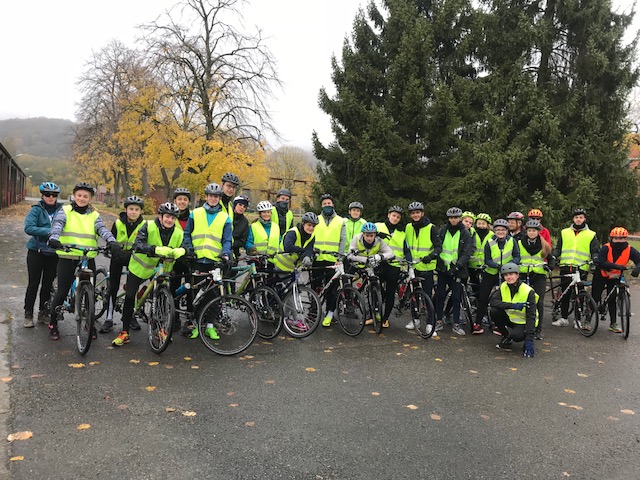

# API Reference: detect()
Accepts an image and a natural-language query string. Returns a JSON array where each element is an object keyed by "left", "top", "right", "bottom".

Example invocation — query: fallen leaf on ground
[
  {"left": 229, "top": 403, "right": 239, "bottom": 407},
  {"left": 89, "top": 361, "right": 100, "bottom": 366},
  {"left": 67, "top": 363, "right": 85, "bottom": 369},
  {"left": 510, "top": 368, "right": 518, "bottom": 371},
  {"left": 396, "top": 353, "right": 403, "bottom": 356},
  {"left": 9, "top": 456, "right": 24, "bottom": 461},
  {"left": 568, "top": 405, "right": 583, "bottom": 411},
  {"left": 577, "top": 373, "right": 589, "bottom": 378},
  {"left": 76, "top": 424, "right": 91, "bottom": 430},
  {"left": 450, "top": 336, "right": 458, "bottom": 340},
  {"left": 480, "top": 414, "right": 490, "bottom": 420},
  {"left": 403, "top": 344, "right": 411, "bottom": 347},
  {"left": 494, "top": 356, "right": 505, "bottom": 360},
  {"left": 543, "top": 342, "right": 551, "bottom": 346},
  {"left": 542, "top": 349, "right": 551, "bottom": 353},
  {"left": 469, "top": 370, "right": 478, "bottom": 374},
  {"left": 117, "top": 404, "right": 128, "bottom": 410},
  {"left": 147, "top": 362, "right": 159, "bottom": 366},
  {"left": 30, "top": 374, "right": 44, "bottom": 378},
  {"left": 145, "top": 386, "right": 157, "bottom": 392},
  {"left": 182, "top": 411, "right": 197, "bottom": 417},
  {"left": 324, "top": 349, "right": 332, "bottom": 353},
  {"left": 607, "top": 416, "right": 620, "bottom": 421},
  {"left": 305, "top": 367, "right": 316, "bottom": 372},
  {"left": 129, "top": 359, "right": 140, "bottom": 364},
  {"left": 430, "top": 413, "right": 441, "bottom": 420},
  {"left": 435, "top": 358, "right": 442, "bottom": 362},
  {"left": 264, "top": 380, "right": 275, "bottom": 384},
  {"left": 371, "top": 392, "right": 380, "bottom": 396},
  {"left": 7, "top": 431, "right": 33, "bottom": 442},
  {"left": 183, "top": 357, "right": 192, "bottom": 361},
  {"left": 165, "top": 407, "right": 176, "bottom": 412},
  {"left": 558, "top": 402, "right": 568, "bottom": 406},
  {"left": 563, "top": 472, "right": 570, "bottom": 477},
  {"left": 564, "top": 389, "right": 576, "bottom": 394},
  {"left": 227, "top": 392, "right": 235, "bottom": 396},
  {"left": 621, "top": 409, "right": 635, "bottom": 415},
  {"left": 164, "top": 365, "right": 173, "bottom": 369},
  {"left": 1, "top": 377, "right": 12, "bottom": 382},
  {"left": 191, "top": 365, "right": 199, "bottom": 369},
  {"left": 244, "top": 421, "right": 255, "bottom": 427},
  {"left": 406, "top": 405, "right": 418, "bottom": 410}
]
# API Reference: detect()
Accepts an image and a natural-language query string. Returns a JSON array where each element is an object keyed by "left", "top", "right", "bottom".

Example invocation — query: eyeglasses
[{"left": 43, "top": 193, "right": 58, "bottom": 198}]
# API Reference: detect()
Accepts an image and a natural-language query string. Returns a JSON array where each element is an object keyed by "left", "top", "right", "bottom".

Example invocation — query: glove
[
  {"left": 614, "top": 264, "right": 628, "bottom": 271},
  {"left": 546, "top": 256, "right": 555, "bottom": 270},
  {"left": 108, "top": 241, "right": 122, "bottom": 254},
  {"left": 510, "top": 302, "right": 527, "bottom": 310},
  {"left": 421, "top": 253, "right": 436, "bottom": 264},
  {"left": 371, "top": 254, "right": 382, "bottom": 264},
  {"left": 523, "top": 339, "right": 535, "bottom": 358},
  {"left": 448, "top": 263, "right": 458, "bottom": 275},
  {"left": 302, "top": 256, "right": 313, "bottom": 268},
  {"left": 155, "top": 246, "right": 173, "bottom": 257},
  {"left": 171, "top": 247, "right": 186, "bottom": 259},
  {"left": 377, "top": 232, "right": 391, "bottom": 240},
  {"left": 48, "top": 238, "right": 63, "bottom": 250},
  {"left": 632, "top": 266, "right": 640, "bottom": 278},
  {"left": 247, "top": 247, "right": 258, "bottom": 256},
  {"left": 220, "top": 255, "right": 230, "bottom": 265},
  {"left": 186, "top": 247, "right": 195, "bottom": 257}
]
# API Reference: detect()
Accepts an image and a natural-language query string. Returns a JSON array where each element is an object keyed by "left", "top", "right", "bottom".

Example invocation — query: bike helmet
[
  {"left": 172, "top": 187, "right": 191, "bottom": 200},
  {"left": 528, "top": 208, "right": 543, "bottom": 218},
  {"left": 524, "top": 219, "right": 541, "bottom": 230},
  {"left": 349, "top": 201, "right": 364, "bottom": 210},
  {"left": 572, "top": 207, "right": 586, "bottom": 217},
  {"left": 500, "top": 262, "right": 520, "bottom": 275},
  {"left": 388, "top": 205, "right": 403, "bottom": 214},
  {"left": 277, "top": 188, "right": 292, "bottom": 198},
  {"left": 73, "top": 182, "right": 95, "bottom": 194},
  {"left": 609, "top": 227, "right": 629, "bottom": 238},
  {"left": 320, "top": 193, "right": 333, "bottom": 201},
  {"left": 221, "top": 172, "right": 240, "bottom": 185},
  {"left": 158, "top": 202, "right": 180, "bottom": 216},
  {"left": 446, "top": 207, "right": 463, "bottom": 217},
  {"left": 507, "top": 211, "right": 524, "bottom": 220},
  {"left": 301, "top": 212, "right": 319, "bottom": 225},
  {"left": 493, "top": 219, "right": 509, "bottom": 229},
  {"left": 408, "top": 201, "right": 424, "bottom": 211},
  {"left": 256, "top": 200, "right": 273, "bottom": 212},
  {"left": 204, "top": 183, "right": 223, "bottom": 195},
  {"left": 124, "top": 196, "right": 144, "bottom": 208},
  {"left": 40, "top": 182, "right": 61, "bottom": 194},
  {"left": 476, "top": 213, "right": 492, "bottom": 223},
  {"left": 461, "top": 211, "right": 476, "bottom": 220},
  {"left": 234, "top": 195, "right": 250, "bottom": 207},
  {"left": 361, "top": 222, "right": 378, "bottom": 233}
]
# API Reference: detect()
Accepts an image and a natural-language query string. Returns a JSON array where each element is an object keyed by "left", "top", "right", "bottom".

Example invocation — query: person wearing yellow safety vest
[
  {"left": 345, "top": 201, "right": 367, "bottom": 251},
  {"left": 474, "top": 218, "right": 520, "bottom": 335},
  {"left": 100, "top": 196, "right": 146, "bottom": 334},
  {"left": 47, "top": 182, "right": 120, "bottom": 341},
  {"left": 435, "top": 207, "right": 474, "bottom": 336},
  {"left": 219, "top": 172, "right": 240, "bottom": 227},
  {"left": 272, "top": 188, "right": 294, "bottom": 237},
  {"left": 112, "top": 202, "right": 185, "bottom": 347},
  {"left": 273, "top": 212, "right": 318, "bottom": 273},
  {"left": 489, "top": 263, "right": 538, "bottom": 357},
  {"left": 469, "top": 213, "right": 494, "bottom": 295},
  {"left": 550, "top": 208, "right": 600, "bottom": 327},
  {"left": 518, "top": 219, "right": 552, "bottom": 340},
  {"left": 405, "top": 202, "right": 442, "bottom": 331},
  {"left": 246, "top": 201, "right": 281, "bottom": 260},
  {"left": 376, "top": 205, "right": 412, "bottom": 328},
  {"left": 312, "top": 194, "right": 347, "bottom": 328}
]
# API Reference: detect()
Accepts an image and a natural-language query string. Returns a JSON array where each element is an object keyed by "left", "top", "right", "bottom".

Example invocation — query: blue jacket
[{"left": 24, "top": 200, "right": 61, "bottom": 255}]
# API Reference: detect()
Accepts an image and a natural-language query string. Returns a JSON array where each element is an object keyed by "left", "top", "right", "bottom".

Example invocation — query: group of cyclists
[{"left": 22, "top": 173, "right": 640, "bottom": 359}]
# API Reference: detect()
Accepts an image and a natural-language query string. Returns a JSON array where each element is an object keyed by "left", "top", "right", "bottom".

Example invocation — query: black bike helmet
[
  {"left": 320, "top": 193, "right": 333, "bottom": 201},
  {"left": 446, "top": 207, "right": 463, "bottom": 217},
  {"left": 408, "top": 201, "right": 424, "bottom": 211},
  {"left": 158, "top": 202, "right": 179, "bottom": 216},
  {"left": 277, "top": 188, "right": 292, "bottom": 198},
  {"left": 221, "top": 172, "right": 240, "bottom": 185},
  {"left": 172, "top": 187, "right": 191, "bottom": 200},
  {"left": 40, "top": 182, "right": 61, "bottom": 194},
  {"left": 572, "top": 207, "right": 586, "bottom": 217},
  {"left": 388, "top": 205, "right": 403, "bottom": 214},
  {"left": 124, "top": 196, "right": 144, "bottom": 208},
  {"left": 73, "top": 182, "right": 95, "bottom": 194},
  {"left": 301, "top": 212, "right": 319, "bottom": 225}
]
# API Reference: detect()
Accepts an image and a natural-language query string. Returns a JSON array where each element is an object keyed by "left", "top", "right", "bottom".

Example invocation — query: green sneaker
[
  {"left": 188, "top": 326, "right": 199, "bottom": 339},
  {"left": 205, "top": 326, "right": 220, "bottom": 340},
  {"left": 322, "top": 316, "right": 332, "bottom": 327},
  {"left": 609, "top": 322, "right": 622, "bottom": 333}
]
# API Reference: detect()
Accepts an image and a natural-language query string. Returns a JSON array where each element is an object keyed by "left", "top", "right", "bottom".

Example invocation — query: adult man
[
  {"left": 272, "top": 188, "right": 294, "bottom": 236},
  {"left": 219, "top": 172, "right": 240, "bottom": 224},
  {"left": 507, "top": 211, "right": 526, "bottom": 242},
  {"left": 173, "top": 188, "right": 192, "bottom": 230},
  {"left": 344, "top": 201, "right": 367, "bottom": 251}
]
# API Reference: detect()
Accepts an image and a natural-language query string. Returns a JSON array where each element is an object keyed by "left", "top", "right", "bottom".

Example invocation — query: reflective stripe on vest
[
  {"left": 57, "top": 204, "right": 99, "bottom": 259},
  {"left": 470, "top": 231, "right": 494, "bottom": 269},
  {"left": 271, "top": 207, "right": 293, "bottom": 233},
  {"left": 440, "top": 230, "right": 460, "bottom": 270},
  {"left": 500, "top": 281, "right": 539, "bottom": 326},
  {"left": 273, "top": 227, "right": 314, "bottom": 272},
  {"left": 250, "top": 221, "right": 280, "bottom": 255},
  {"left": 191, "top": 207, "right": 229, "bottom": 261},
  {"left": 375, "top": 223, "right": 404, "bottom": 267},
  {"left": 344, "top": 218, "right": 367, "bottom": 252},
  {"left": 405, "top": 223, "right": 436, "bottom": 271},
  {"left": 129, "top": 222, "right": 183, "bottom": 280},
  {"left": 315, "top": 215, "right": 344, "bottom": 262},
  {"left": 115, "top": 219, "right": 145, "bottom": 251},
  {"left": 559, "top": 228, "right": 595, "bottom": 271},
  {"left": 602, "top": 243, "right": 631, "bottom": 279},
  {"left": 220, "top": 200, "right": 234, "bottom": 226},
  {"left": 518, "top": 240, "right": 545, "bottom": 275},
  {"left": 485, "top": 237, "right": 514, "bottom": 275}
]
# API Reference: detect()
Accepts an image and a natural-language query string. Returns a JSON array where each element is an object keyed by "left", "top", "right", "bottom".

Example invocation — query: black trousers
[
  {"left": 50, "top": 258, "right": 96, "bottom": 327},
  {"left": 475, "top": 273, "right": 498, "bottom": 325},
  {"left": 520, "top": 272, "right": 546, "bottom": 331},
  {"left": 591, "top": 273, "right": 617, "bottom": 322},
  {"left": 380, "top": 263, "right": 401, "bottom": 321},
  {"left": 120, "top": 272, "right": 145, "bottom": 333},
  {"left": 436, "top": 272, "right": 461, "bottom": 324},
  {"left": 490, "top": 308, "right": 527, "bottom": 342},
  {"left": 416, "top": 271, "right": 435, "bottom": 300},
  {"left": 24, "top": 249, "right": 58, "bottom": 314},
  {"left": 312, "top": 260, "right": 338, "bottom": 312},
  {"left": 106, "top": 252, "right": 131, "bottom": 320}
]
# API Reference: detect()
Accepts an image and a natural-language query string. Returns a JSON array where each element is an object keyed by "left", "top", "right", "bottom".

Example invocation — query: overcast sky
[{"left": 0, "top": 0, "right": 636, "bottom": 152}]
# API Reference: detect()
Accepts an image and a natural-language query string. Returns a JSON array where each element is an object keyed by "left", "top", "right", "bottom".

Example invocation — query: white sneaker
[
  {"left": 452, "top": 324, "right": 466, "bottom": 336},
  {"left": 425, "top": 324, "right": 434, "bottom": 335},
  {"left": 551, "top": 317, "right": 569, "bottom": 327},
  {"left": 435, "top": 321, "right": 444, "bottom": 332},
  {"left": 405, "top": 319, "right": 420, "bottom": 330}
]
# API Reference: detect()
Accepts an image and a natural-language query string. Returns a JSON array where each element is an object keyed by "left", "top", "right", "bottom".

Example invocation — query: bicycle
[
  {"left": 547, "top": 264, "right": 598, "bottom": 336},
  {"left": 440, "top": 273, "right": 480, "bottom": 332},
  {"left": 273, "top": 263, "right": 323, "bottom": 338},
  {"left": 353, "top": 258, "right": 384, "bottom": 334},
  {"left": 595, "top": 268, "right": 631, "bottom": 340},
  {"left": 317, "top": 259, "right": 366, "bottom": 336},
  {"left": 394, "top": 260, "right": 436, "bottom": 338}
]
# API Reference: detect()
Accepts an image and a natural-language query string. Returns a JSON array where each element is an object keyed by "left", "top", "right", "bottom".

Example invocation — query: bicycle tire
[
  {"left": 574, "top": 291, "right": 598, "bottom": 337},
  {"left": 370, "top": 282, "right": 383, "bottom": 334},
  {"left": 198, "top": 294, "right": 258, "bottom": 355},
  {"left": 335, "top": 285, "right": 366, "bottom": 336},
  {"left": 412, "top": 289, "right": 436, "bottom": 339},
  {"left": 251, "top": 285, "right": 284, "bottom": 339},
  {"left": 148, "top": 286, "right": 175, "bottom": 354},
  {"left": 76, "top": 281, "right": 95, "bottom": 355},
  {"left": 620, "top": 290, "right": 631, "bottom": 340},
  {"left": 282, "top": 286, "right": 322, "bottom": 338},
  {"left": 94, "top": 268, "right": 109, "bottom": 320},
  {"left": 460, "top": 287, "right": 474, "bottom": 331}
]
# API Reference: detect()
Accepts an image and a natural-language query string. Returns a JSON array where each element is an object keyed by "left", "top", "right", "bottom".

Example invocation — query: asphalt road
[{"left": 1, "top": 203, "right": 639, "bottom": 479}]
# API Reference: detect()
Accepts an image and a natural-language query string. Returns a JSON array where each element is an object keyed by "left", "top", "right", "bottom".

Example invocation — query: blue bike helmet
[
  {"left": 40, "top": 182, "right": 61, "bottom": 194},
  {"left": 361, "top": 222, "right": 378, "bottom": 233}
]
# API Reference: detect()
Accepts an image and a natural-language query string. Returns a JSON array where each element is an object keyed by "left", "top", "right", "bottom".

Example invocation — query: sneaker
[
  {"left": 364, "top": 319, "right": 374, "bottom": 326},
  {"left": 534, "top": 329, "right": 544, "bottom": 340},
  {"left": 452, "top": 324, "right": 466, "bottom": 336},
  {"left": 23, "top": 312, "right": 34, "bottom": 328},
  {"left": 48, "top": 324, "right": 60, "bottom": 341},
  {"left": 205, "top": 326, "right": 220, "bottom": 340},
  {"left": 37, "top": 310, "right": 50, "bottom": 324},
  {"left": 496, "top": 337, "right": 513, "bottom": 350},
  {"left": 99, "top": 320, "right": 114, "bottom": 333},
  {"left": 288, "top": 319, "right": 309, "bottom": 332},
  {"left": 425, "top": 324, "right": 434, "bottom": 336},
  {"left": 472, "top": 324, "right": 484, "bottom": 335},
  {"left": 405, "top": 319, "right": 419, "bottom": 330},
  {"left": 382, "top": 319, "right": 389, "bottom": 328},
  {"left": 112, "top": 331, "right": 130, "bottom": 346},
  {"left": 492, "top": 326, "right": 502, "bottom": 336},
  {"left": 481, "top": 316, "right": 490, "bottom": 327},
  {"left": 609, "top": 322, "right": 622, "bottom": 333},
  {"left": 129, "top": 317, "right": 141, "bottom": 331},
  {"left": 579, "top": 320, "right": 591, "bottom": 331},
  {"left": 434, "top": 321, "right": 444, "bottom": 332},
  {"left": 551, "top": 317, "right": 569, "bottom": 327},
  {"left": 188, "top": 326, "right": 199, "bottom": 339},
  {"left": 322, "top": 315, "right": 332, "bottom": 327}
]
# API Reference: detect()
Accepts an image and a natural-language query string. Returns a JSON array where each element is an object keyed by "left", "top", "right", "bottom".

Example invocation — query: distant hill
[{"left": 0, "top": 117, "right": 75, "bottom": 158}]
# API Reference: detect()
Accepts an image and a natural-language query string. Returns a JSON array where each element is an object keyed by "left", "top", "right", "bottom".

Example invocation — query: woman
[{"left": 23, "top": 182, "right": 62, "bottom": 328}]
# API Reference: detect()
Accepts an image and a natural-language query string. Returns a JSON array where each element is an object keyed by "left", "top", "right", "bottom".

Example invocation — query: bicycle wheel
[
  {"left": 94, "top": 268, "right": 109, "bottom": 320},
  {"left": 620, "top": 290, "right": 631, "bottom": 340},
  {"left": 574, "top": 290, "right": 598, "bottom": 337},
  {"left": 412, "top": 289, "right": 436, "bottom": 339},
  {"left": 251, "top": 285, "right": 284, "bottom": 339},
  {"left": 370, "top": 283, "right": 383, "bottom": 334},
  {"left": 75, "top": 281, "right": 95, "bottom": 355},
  {"left": 148, "top": 286, "right": 175, "bottom": 354},
  {"left": 460, "top": 287, "right": 474, "bottom": 331},
  {"left": 335, "top": 285, "right": 366, "bottom": 336},
  {"left": 282, "top": 285, "right": 322, "bottom": 338},
  {"left": 198, "top": 294, "right": 258, "bottom": 355}
]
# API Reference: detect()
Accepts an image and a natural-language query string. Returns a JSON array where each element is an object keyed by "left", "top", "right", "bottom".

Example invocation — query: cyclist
[
  {"left": 272, "top": 188, "right": 294, "bottom": 235},
  {"left": 507, "top": 211, "right": 526, "bottom": 242},
  {"left": 550, "top": 208, "right": 600, "bottom": 327},
  {"left": 518, "top": 219, "right": 552, "bottom": 340},
  {"left": 490, "top": 263, "right": 538, "bottom": 357},
  {"left": 435, "top": 207, "right": 473, "bottom": 335},
  {"left": 173, "top": 188, "right": 192, "bottom": 230},
  {"left": 219, "top": 172, "right": 240, "bottom": 225},
  {"left": 474, "top": 218, "right": 520, "bottom": 335},
  {"left": 273, "top": 212, "right": 318, "bottom": 272},
  {"left": 461, "top": 211, "right": 475, "bottom": 232},
  {"left": 376, "top": 205, "right": 412, "bottom": 328},
  {"left": 23, "top": 182, "right": 62, "bottom": 328},
  {"left": 232, "top": 195, "right": 250, "bottom": 259},
  {"left": 405, "top": 202, "right": 442, "bottom": 329},
  {"left": 345, "top": 201, "right": 367, "bottom": 251},
  {"left": 100, "top": 195, "right": 146, "bottom": 334},
  {"left": 47, "top": 182, "right": 120, "bottom": 341},
  {"left": 527, "top": 208, "right": 551, "bottom": 246},
  {"left": 112, "top": 203, "right": 185, "bottom": 347},
  {"left": 592, "top": 227, "right": 640, "bottom": 333},
  {"left": 312, "top": 194, "right": 346, "bottom": 327},
  {"left": 246, "top": 201, "right": 281, "bottom": 258},
  {"left": 469, "top": 213, "right": 494, "bottom": 297}
]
